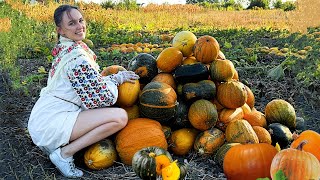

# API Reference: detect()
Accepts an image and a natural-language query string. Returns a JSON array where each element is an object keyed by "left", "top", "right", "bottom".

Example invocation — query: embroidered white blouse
[{"left": 28, "top": 36, "right": 119, "bottom": 153}]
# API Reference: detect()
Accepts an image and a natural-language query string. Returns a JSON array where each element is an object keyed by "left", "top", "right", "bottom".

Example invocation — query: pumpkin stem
[
  {"left": 149, "top": 152, "right": 156, "bottom": 158},
  {"left": 296, "top": 140, "right": 308, "bottom": 151},
  {"left": 87, "top": 159, "right": 93, "bottom": 166}
]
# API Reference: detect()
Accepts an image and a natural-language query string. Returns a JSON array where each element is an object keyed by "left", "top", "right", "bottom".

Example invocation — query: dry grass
[
  {"left": 0, "top": 17, "right": 11, "bottom": 32},
  {"left": 5, "top": 0, "right": 320, "bottom": 32}
]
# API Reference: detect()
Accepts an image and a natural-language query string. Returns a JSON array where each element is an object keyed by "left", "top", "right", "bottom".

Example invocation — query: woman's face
[{"left": 57, "top": 8, "right": 86, "bottom": 42}]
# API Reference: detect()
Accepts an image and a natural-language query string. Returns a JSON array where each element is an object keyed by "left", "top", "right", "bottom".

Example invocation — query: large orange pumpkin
[
  {"left": 116, "top": 80, "right": 140, "bottom": 107},
  {"left": 290, "top": 130, "right": 320, "bottom": 161},
  {"left": 172, "top": 31, "right": 197, "bottom": 57},
  {"left": 115, "top": 118, "right": 168, "bottom": 165},
  {"left": 270, "top": 141, "right": 320, "bottom": 180},
  {"left": 223, "top": 143, "right": 278, "bottom": 180},
  {"left": 193, "top": 35, "right": 220, "bottom": 64},
  {"left": 156, "top": 47, "right": 183, "bottom": 73}
]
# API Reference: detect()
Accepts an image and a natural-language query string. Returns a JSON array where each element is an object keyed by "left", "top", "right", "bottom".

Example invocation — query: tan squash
[{"left": 225, "top": 119, "right": 259, "bottom": 144}]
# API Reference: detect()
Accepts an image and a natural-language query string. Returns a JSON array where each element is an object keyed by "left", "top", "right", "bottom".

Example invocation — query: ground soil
[{"left": 1, "top": 58, "right": 319, "bottom": 180}]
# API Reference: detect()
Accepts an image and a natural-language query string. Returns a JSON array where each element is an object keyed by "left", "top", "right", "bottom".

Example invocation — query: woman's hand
[{"left": 113, "top": 71, "right": 140, "bottom": 84}]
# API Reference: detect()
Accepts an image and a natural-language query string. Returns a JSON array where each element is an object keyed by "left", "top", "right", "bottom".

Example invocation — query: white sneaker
[{"left": 49, "top": 148, "right": 83, "bottom": 178}]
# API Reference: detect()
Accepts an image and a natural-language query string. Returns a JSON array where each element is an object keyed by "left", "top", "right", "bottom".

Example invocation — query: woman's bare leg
[{"left": 59, "top": 107, "right": 128, "bottom": 158}]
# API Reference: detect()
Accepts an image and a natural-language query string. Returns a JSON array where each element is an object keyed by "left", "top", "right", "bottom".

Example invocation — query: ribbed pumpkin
[
  {"left": 270, "top": 141, "right": 320, "bottom": 180},
  {"left": 156, "top": 47, "right": 183, "bottom": 73},
  {"left": 252, "top": 126, "right": 272, "bottom": 144},
  {"left": 209, "top": 59, "right": 235, "bottom": 82},
  {"left": 84, "top": 139, "right": 117, "bottom": 170},
  {"left": 139, "top": 82, "right": 177, "bottom": 123},
  {"left": 128, "top": 53, "right": 158, "bottom": 84},
  {"left": 115, "top": 118, "right": 168, "bottom": 165},
  {"left": 101, "top": 65, "right": 126, "bottom": 76},
  {"left": 290, "top": 130, "right": 320, "bottom": 161},
  {"left": 244, "top": 85, "right": 255, "bottom": 109},
  {"left": 214, "top": 142, "right": 241, "bottom": 167},
  {"left": 217, "top": 81, "right": 248, "bottom": 109},
  {"left": 225, "top": 119, "right": 259, "bottom": 144},
  {"left": 241, "top": 103, "right": 252, "bottom": 116},
  {"left": 265, "top": 99, "right": 296, "bottom": 130},
  {"left": 224, "top": 143, "right": 278, "bottom": 180},
  {"left": 193, "top": 35, "right": 220, "bottom": 64},
  {"left": 116, "top": 79, "right": 140, "bottom": 107},
  {"left": 132, "top": 146, "right": 173, "bottom": 179},
  {"left": 188, "top": 99, "right": 218, "bottom": 131},
  {"left": 123, "top": 104, "right": 140, "bottom": 120},
  {"left": 172, "top": 31, "right": 197, "bottom": 57},
  {"left": 243, "top": 110, "right": 267, "bottom": 128},
  {"left": 194, "top": 128, "right": 225, "bottom": 155},
  {"left": 151, "top": 72, "right": 176, "bottom": 90},
  {"left": 169, "top": 128, "right": 198, "bottom": 156},
  {"left": 216, "top": 107, "right": 244, "bottom": 132}
]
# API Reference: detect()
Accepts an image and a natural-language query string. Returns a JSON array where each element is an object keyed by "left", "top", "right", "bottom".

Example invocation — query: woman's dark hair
[{"left": 54, "top": 4, "right": 83, "bottom": 40}]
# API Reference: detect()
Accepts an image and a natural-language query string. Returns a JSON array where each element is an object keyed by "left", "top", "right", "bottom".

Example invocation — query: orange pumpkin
[
  {"left": 270, "top": 141, "right": 320, "bottom": 180},
  {"left": 225, "top": 119, "right": 259, "bottom": 144},
  {"left": 224, "top": 143, "right": 278, "bottom": 180},
  {"left": 115, "top": 118, "right": 168, "bottom": 165},
  {"left": 252, "top": 126, "right": 272, "bottom": 144},
  {"left": 245, "top": 85, "right": 255, "bottom": 109},
  {"left": 216, "top": 107, "right": 244, "bottom": 132},
  {"left": 151, "top": 72, "right": 176, "bottom": 90},
  {"left": 290, "top": 130, "right": 320, "bottom": 161},
  {"left": 209, "top": 59, "right": 235, "bottom": 82},
  {"left": 243, "top": 110, "right": 267, "bottom": 128},
  {"left": 193, "top": 35, "right": 220, "bottom": 64},
  {"left": 182, "top": 56, "right": 198, "bottom": 65},
  {"left": 217, "top": 81, "right": 248, "bottom": 109},
  {"left": 101, "top": 65, "right": 126, "bottom": 76},
  {"left": 194, "top": 128, "right": 225, "bottom": 155},
  {"left": 117, "top": 80, "right": 140, "bottom": 107},
  {"left": 169, "top": 128, "right": 199, "bottom": 156},
  {"left": 217, "top": 50, "right": 226, "bottom": 60},
  {"left": 156, "top": 47, "right": 183, "bottom": 73},
  {"left": 188, "top": 99, "right": 218, "bottom": 131},
  {"left": 172, "top": 31, "right": 197, "bottom": 57}
]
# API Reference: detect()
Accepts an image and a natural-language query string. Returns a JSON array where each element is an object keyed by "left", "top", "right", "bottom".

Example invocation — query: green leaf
[
  {"left": 267, "top": 64, "right": 285, "bottom": 80},
  {"left": 273, "top": 170, "right": 287, "bottom": 180}
]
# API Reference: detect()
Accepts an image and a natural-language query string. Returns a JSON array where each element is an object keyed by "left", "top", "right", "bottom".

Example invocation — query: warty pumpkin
[
  {"left": 132, "top": 146, "right": 173, "bottom": 179},
  {"left": 172, "top": 31, "right": 197, "bottom": 57},
  {"left": 270, "top": 141, "right": 320, "bottom": 180},
  {"left": 217, "top": 80, "right": 248, "bottom": 109},
  {"left": 84, "top": 139, "right": 117, "bottom": 170},
  {"left": 193, "top": 35, "right": 220, "bottom": 64},
  {"left": 156, "top": 47, "right": 183, "bottom": 73},
  {"left": 188, "top": 99, "right": 218, "bottom": 131},
  {"left": 116, "top": 79, "right": 140, "bottom": 107},
  {"left": 194, "top": 128, "right": 225, "bottom": 155},
  {"left": 223, "top": 143, "right": 278, "bottom": 180},
  {"left": 265, "top": 99, "right": 296, "bottom": 130},
  {"left": 139, "top": 82, "right": 177, "bottom": 123},
  {"left": 115, "top": 118, "right": 168, "bottom": 165},
  {"left": 290, "top": 130, "right": 320, "bottom": 161}
]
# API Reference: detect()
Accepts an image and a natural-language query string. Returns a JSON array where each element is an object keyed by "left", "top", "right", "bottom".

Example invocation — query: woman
[{"left": 28, "top": 4, "right": 139, "bottom": 178}]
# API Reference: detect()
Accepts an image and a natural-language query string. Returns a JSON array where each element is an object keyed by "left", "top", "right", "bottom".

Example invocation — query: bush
[
  {"left": 282, "top": 1, "right": 296, "bottom": 11},
  {"left": 247, "top": 0, "right": 270, "bottom": 9}
]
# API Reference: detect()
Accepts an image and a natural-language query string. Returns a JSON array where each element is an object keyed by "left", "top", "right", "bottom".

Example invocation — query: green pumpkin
[
  {"left": 268, "top": 123, "right": 293, "bottom": 148},
  {"left": 182, "top": 80, "right": 216, "bottom": 102},
  {"left": 128, "top": 53, "right": 158, "bottom": 84},
  {"left": 132, "top": 146, "right": 173, "bottom": 180},
  {"left": 214, "top": 142, "right": 241, "bottom": 167},
  {"left": 173, "top": 63, "right": 209, "bottom": 84}
]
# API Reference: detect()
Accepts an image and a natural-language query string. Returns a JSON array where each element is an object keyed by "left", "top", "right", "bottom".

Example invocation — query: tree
[
  {"left": 247, "top": 0, "right": 270, "bottom": 9},
  {"left": 186, "top": 0, "right": 219, "bottom": 4}
]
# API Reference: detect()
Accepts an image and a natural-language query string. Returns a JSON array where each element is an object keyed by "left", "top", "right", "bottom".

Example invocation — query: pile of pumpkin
[{"left": 84, "top": 31, "right": 320, "bottom": 180}]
